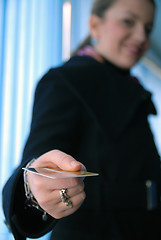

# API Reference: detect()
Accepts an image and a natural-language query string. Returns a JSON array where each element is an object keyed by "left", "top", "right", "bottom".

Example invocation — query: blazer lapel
[{"left": 95, "top": 69, "right": 156, "bottom": 139}]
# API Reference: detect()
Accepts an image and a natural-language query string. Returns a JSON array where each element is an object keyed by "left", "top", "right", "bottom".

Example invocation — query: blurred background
[{"left": 0, "top": 0, "right": 161, "bottom": 239}]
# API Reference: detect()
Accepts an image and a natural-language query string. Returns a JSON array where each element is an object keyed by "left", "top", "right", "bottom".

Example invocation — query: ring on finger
[{"left": 59, "top": 189, "right": 73, "bottom": 208}]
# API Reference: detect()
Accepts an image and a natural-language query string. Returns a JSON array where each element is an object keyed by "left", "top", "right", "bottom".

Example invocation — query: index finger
[{"left": 33, "top": 150, "right": 84, "bottom": 172}]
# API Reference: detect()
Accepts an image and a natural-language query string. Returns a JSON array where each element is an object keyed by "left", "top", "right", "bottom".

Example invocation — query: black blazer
[{"left": 3, "top": 56, "right": 161, "bottom": 240}]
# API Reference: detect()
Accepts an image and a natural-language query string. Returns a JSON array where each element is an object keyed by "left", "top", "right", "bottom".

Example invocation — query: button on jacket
[{"left": 3, "top": 56, "right": 161, "bottom": 240}]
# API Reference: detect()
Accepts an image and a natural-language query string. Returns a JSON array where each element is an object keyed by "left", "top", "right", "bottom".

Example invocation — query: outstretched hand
[{"left": 27, "top": 150, "right": 86, "bottom": 219}]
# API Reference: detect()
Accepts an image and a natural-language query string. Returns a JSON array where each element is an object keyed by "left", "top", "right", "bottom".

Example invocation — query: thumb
[{"left": 37, "top": 150, "right": 82, "bottom": 172}]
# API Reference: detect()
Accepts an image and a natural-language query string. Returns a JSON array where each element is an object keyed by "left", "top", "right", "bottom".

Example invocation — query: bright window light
[{"left": 62, "top": 1, "right": 72, "bottom": 61}]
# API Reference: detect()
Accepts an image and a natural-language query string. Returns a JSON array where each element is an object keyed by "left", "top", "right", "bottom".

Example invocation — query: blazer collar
[{"left": 95, "top": 63, "right": 156, "bottom": 139}]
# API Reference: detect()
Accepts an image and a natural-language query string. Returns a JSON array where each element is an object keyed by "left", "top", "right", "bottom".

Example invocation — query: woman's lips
[{"left": 125, "top": 44, "right": 142, "bottom": 56}]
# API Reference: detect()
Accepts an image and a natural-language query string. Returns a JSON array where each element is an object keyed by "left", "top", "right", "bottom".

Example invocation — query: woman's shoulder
[
  {"left": 38, "top": 55, "right": 130, "bottom": 89},
  {"left": 36, "top": 55, "right": 129, "bottom": 97},
  {"left": 36, "top": 56, "right": 104, "bottom": 89}
]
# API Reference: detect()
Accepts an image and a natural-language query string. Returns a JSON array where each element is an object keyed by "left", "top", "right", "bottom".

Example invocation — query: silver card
[{"left": 22, "top": 167, "right": 99, "bottom": 179}]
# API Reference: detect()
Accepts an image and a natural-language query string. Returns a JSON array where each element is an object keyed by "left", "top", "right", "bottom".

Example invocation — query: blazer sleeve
[{"left": 2, "top": 69, "right": 83, "bottom": 239}]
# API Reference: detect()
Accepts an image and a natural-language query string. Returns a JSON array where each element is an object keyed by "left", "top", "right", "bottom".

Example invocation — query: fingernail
[{"left": 71, "top": 160, "right": 80, "bottom": 167}]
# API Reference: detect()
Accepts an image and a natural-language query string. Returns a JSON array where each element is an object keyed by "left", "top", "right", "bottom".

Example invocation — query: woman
[{"left": 3, "top": 0, "right": 161, "bottom": 239}]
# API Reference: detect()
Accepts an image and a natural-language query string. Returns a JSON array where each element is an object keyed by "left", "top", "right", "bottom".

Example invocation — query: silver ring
[{"left": 59, "top": 189, "right": 73, "bottom": 208}]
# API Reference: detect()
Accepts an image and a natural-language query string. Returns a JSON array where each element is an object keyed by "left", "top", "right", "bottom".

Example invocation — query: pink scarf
[{"left": 78, "top": 45, "right": 105, "bottom": 63}]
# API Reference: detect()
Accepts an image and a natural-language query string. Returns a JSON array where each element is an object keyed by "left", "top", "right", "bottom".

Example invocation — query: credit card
[{"left": 22, "top": 167, "right": 99, "bottom": 179}]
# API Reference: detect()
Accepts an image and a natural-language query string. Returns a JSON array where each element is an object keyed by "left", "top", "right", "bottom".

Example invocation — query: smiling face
[{"left": 89, "top": 0, "right": 155, "bottom": 69}]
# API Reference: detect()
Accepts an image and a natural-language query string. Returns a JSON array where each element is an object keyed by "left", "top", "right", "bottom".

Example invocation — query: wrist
[{"left": 23, "top": 159, "right": 48, "bottom": 221}]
